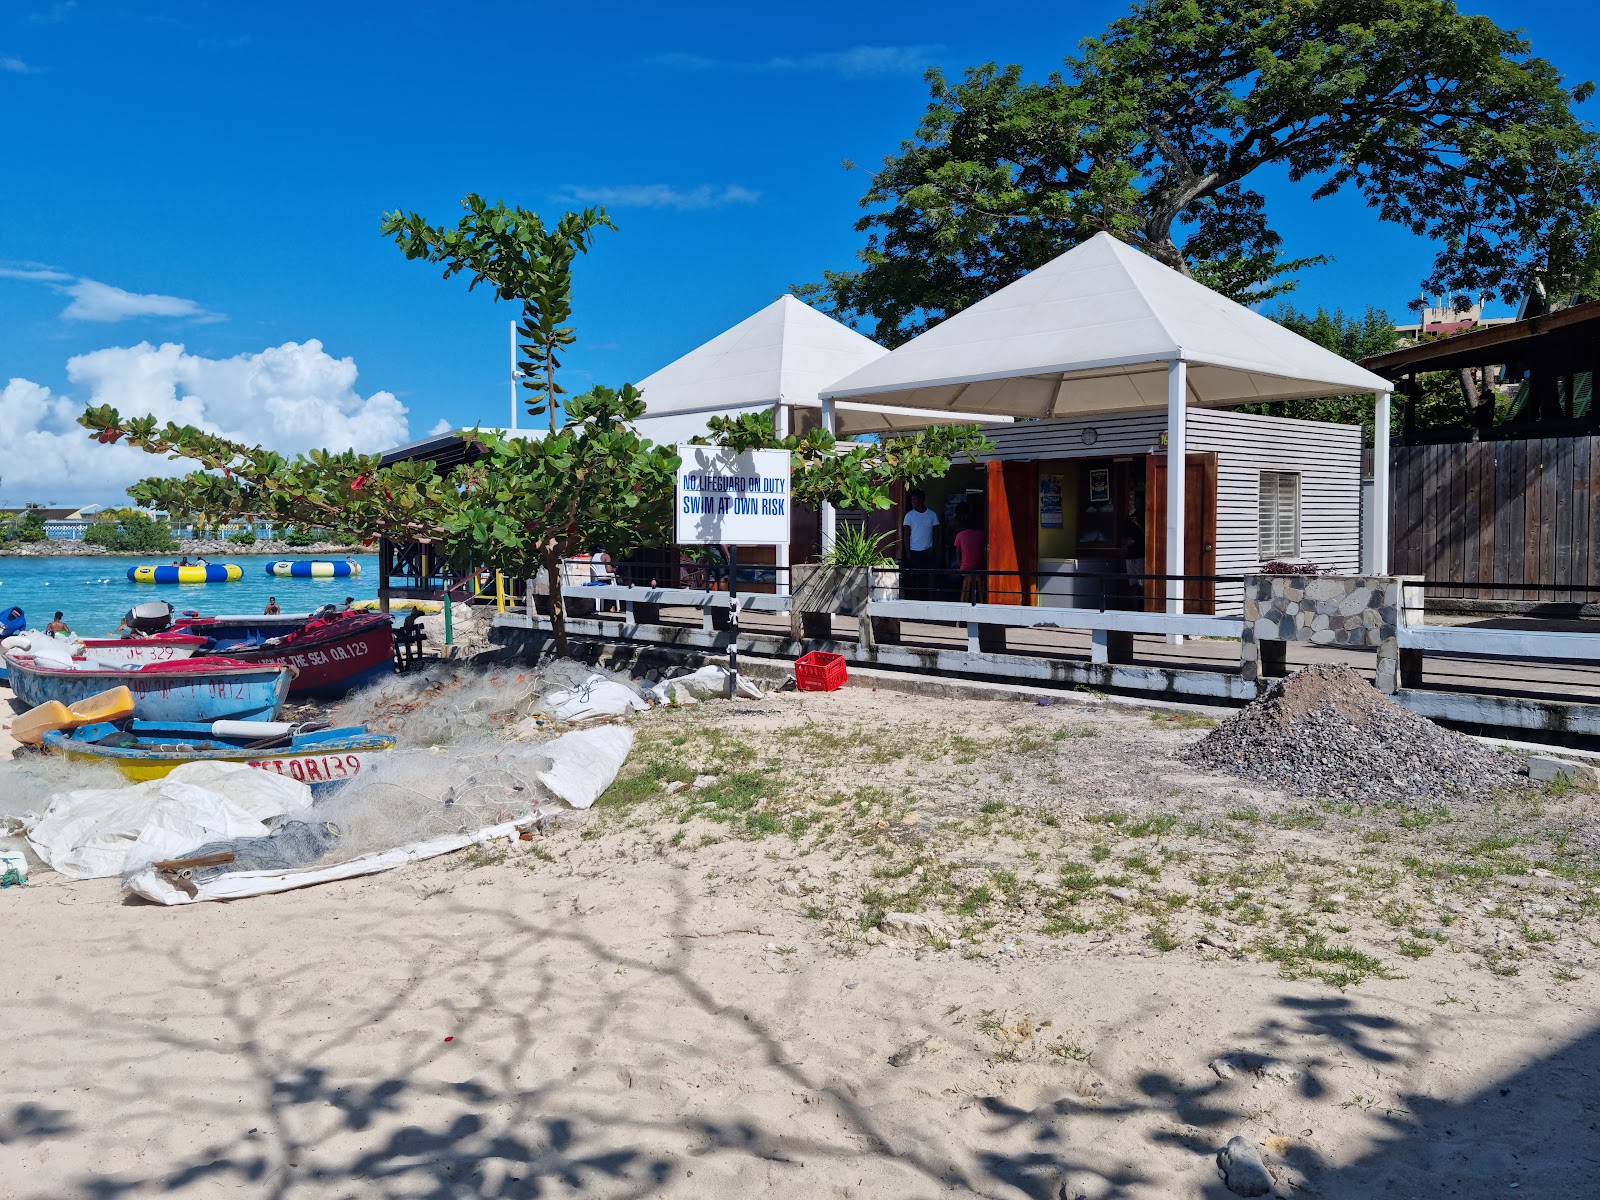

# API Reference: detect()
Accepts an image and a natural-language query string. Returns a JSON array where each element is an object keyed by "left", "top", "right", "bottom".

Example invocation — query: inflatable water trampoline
[
  {"left": 128, "top": 564, "right": 243, "bottom": 584},
  {"left": 265, "top": 560, "right": 360, "bottom": 579}
]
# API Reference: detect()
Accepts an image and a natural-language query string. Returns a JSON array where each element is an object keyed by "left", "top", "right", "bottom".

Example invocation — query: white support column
[
  {"left": 1165, "top": 360, "right": 1187, "bottom": 640},
  {"left": 820, "top": 397, "right": 837, "bottom": 556},
  {"left": 775, "top": 401, "right": 791, "bottom": 595},
  {"left": 1373, "top": 390, "right": 1391, "bottom": 575}
]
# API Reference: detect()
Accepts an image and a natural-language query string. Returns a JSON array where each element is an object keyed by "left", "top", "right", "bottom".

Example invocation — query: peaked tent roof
[
  {"left": 636, "top": 293, "right": 884, "bottom": 418},
  {"left": 820, "top": 232, "right": 1391, "bottom": 418}
]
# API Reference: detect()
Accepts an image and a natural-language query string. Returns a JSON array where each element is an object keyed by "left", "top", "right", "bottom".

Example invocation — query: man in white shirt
[{"left": 902, "top": 489, "right": 942, "bottom": 600}]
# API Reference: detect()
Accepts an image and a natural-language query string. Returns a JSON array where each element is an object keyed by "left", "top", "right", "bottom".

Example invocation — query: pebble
[
  {"left": 877, "top": 912, "right": 935, "bottom": 943},
  {"left": 662, "top": 780, "right": 688, "bottom": 795},
  {"left": 888, "top": 1034, "right": 941, "bottom": 1067},
  {"left": 1216, "top": 1135, "right": 1274, "bottom": 1197},
  {"left": 1106, "top": 887, "right": 1136, "bottom": 902},
  {"left": 690, "top": 775, "right": 717, "bottom": 790}
]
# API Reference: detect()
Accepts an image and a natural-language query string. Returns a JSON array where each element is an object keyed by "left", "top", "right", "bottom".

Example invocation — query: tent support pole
[
  {"left": 1373, "top": 390, "right": 1391, "bottom": 575},
  {"left": 820, "top": 397, "right": 837, "bottom": 556},
  {"left": 774, "top": 402, "right": 791, "bottom": 595},
  {"left": 1166, "top": 360, "right": 1186, "bottom": 644}
]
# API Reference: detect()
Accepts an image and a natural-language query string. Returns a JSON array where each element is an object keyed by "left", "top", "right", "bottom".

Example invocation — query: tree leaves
[{"left": 805, "top": 0, "right": 1600, "bottom": 346}]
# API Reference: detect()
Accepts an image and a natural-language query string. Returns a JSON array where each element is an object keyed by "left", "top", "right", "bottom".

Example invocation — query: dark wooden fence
[{"left": 1391, "top": 436, "right": 1600, "bottom": 602}]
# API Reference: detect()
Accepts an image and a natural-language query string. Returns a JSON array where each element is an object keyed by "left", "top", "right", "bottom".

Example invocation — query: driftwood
[{"left": 151, "top": 851, "right": 237, "bottom": 872}]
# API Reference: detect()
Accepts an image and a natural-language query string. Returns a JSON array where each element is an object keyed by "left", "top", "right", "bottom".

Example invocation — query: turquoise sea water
[{"left": 0, "top": 554, "right": 380, "bottom": 638}]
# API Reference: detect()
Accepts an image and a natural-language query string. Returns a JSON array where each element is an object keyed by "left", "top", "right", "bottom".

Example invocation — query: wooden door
[
  {"left": 1144, "top": 453, "right": 1218, "bottom": 614},
  {"left": 987, "top": 459, "right": 1039, "bottom": 605}
]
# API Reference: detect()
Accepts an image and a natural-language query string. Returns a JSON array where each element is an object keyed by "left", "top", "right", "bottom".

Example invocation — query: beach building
[
  {"left": 0, "top": 504, "right": 105, "bottom": 540},
  {"left": 1362, "top": 297, "right": 1600, "bottom": 604},
  {"left": 819, "top": 232, "right": 1390, "bottom": 614}
]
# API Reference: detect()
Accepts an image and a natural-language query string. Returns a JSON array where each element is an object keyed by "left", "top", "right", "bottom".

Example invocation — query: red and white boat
[
  {"left": 77, "top": 634, "right": 210, "bottom": 665},
  {"left": 176, "top": 610, "right": 396, "bottom": 698}
]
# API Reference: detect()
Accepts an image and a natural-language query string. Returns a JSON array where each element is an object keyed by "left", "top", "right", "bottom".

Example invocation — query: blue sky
[{"left": 2, "top": 0, "right": 1596, "bottom": 504}]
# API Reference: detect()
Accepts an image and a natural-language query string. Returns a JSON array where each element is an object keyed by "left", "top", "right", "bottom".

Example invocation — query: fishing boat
[
  {"left": 265, "top": 559, "right": 360, "bottom": 578},
  {"left": 43, "top": 719, "right": 395, "bottom": 793},
  {"left": 1, "top": 652, "right": 292, "bottom": 722},
  {"left": 78, "top": 634, "right": 209, "bottom": 665},
  {"left": 176, "top": 609, "right": 395, "bottom": 698},
  {"left": 128, "top": 563, "right": 243, "bottom": 584}
]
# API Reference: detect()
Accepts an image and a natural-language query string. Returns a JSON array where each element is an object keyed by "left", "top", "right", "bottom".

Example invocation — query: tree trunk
[{"left": 542, "top": 541, "right": 568, "bottom": 658}]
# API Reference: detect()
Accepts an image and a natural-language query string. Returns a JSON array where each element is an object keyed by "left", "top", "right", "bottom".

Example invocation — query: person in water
[
  {"left": 263, "top": 596, "right": 281, "bottom": 615},
  {"left": 342, "top": 596, "right": 355, "bottom": 609},
  {"left": 45, "top": 611, "right": 72, "bottom": 637}
]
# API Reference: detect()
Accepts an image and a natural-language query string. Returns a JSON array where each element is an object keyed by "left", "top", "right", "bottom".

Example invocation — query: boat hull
[
  {"left": 79, "top": 636, "right": 208, "bottom": 665},
  {"left": 3, "top": 655, "right": 292, "bottom": 722},
  {"left": 182, "top": 612, "right": 395, "bottom": 698},
  {"left": 43, "top": 729, "right": 395, "bottom": 794}
]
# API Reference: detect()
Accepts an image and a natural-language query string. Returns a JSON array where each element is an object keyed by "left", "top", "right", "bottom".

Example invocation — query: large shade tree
[{"left": 806, "top": 0, "right": 1600, "bottom": 345}]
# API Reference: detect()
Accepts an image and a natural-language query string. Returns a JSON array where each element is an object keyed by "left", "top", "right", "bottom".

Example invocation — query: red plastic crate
[{"left": 794, "top": 650, "right": 848, "bottom": 692}]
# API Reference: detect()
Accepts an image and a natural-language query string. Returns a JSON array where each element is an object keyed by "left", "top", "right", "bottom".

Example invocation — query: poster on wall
[
  {"left": 1089, "top": 468, "right": 1111, "bottom": 504},
  {"left": 1039, "top": 475, "right": 1064, "bottom": 529}
]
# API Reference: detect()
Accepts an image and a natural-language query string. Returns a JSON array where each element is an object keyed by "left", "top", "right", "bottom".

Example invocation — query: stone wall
[{"left": 1240, "top": 574, "right": 1416, "bottom": 693}]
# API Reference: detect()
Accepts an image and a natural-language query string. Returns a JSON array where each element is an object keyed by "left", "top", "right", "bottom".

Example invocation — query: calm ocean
[{"left": 0, "top": 554, "right": 380, "bottom": 638}]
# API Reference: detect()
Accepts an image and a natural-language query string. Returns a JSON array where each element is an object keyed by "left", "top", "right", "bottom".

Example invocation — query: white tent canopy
[
  {"left": 821, "top": 231, "right": 1390, "bottom": 416},
  {"left": 632, "top": 294, "right": 1003, "bottom": 442},
  {"left": 819, "top": 232, "right": 1395, "bottom": 615}
]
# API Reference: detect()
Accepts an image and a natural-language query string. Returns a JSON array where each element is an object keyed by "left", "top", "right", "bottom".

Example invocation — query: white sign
[{"left": 675, "top": 445, "right": 792, "bottom": 546}]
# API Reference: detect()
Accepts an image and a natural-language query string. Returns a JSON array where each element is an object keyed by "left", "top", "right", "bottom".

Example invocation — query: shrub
[
  {"left": 84, "top": 509, "right": 179, "bottom": 554},
  {"left": 282, "top": 526, "right": 320, "bottom": 547},
  {"left": 226, "top": 528, "right": 258, "bottom": 546}
]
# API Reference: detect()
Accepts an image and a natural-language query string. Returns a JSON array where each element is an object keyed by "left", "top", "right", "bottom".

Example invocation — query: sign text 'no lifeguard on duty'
[{"left": 675, "top": 446, "right": 792, "bottom": 546}]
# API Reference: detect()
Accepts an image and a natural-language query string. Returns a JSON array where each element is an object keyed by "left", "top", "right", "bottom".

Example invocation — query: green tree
[
  {"left": 16, "top": 502, "right": 48, "bottom": 543},
  {"left": 380, "top": 194, "right": 612, "bottom": 431},
  {"left": 807, "top": 0, "right": 1600, "bottom": 346},
  {"left": 80, "top": 386, "right": 679, "bottom": 658},
  {"left": 697, "top": 410, "right": 993, "bottom": 513}
]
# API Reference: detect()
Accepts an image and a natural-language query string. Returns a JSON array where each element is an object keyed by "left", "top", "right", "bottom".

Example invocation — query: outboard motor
[{"left": 127, "top": 600, "right": 174, "bottom": 633}]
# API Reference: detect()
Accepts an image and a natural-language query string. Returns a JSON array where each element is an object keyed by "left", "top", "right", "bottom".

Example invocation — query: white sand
[{"left": 2, "top": 684, "right": 1598, "bottom": 1197}]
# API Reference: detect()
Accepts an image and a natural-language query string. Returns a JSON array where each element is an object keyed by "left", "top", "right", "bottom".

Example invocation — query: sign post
[{"left": 675, "top": 445, "right": 792, "bottom": 699}]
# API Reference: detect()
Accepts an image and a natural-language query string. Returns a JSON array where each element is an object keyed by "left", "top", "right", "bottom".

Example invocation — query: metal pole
[
  {"left": 1166, "top": 360, "right": 1187, "bottom": 643},
  {"left": 819, "top": 398, "right": 837, "bottom": 555},
  {"left": 509, "top": 320, "right": 518, "bottom": 432},
  {"left": 774, "top": 402, "right": 791, "bottom": 596},
  {"left": 1373, "top": 391, "right": 1391, "bottom": 575},
  {"left": 726, "top": 544, "right": 740, "bottom": 699}
]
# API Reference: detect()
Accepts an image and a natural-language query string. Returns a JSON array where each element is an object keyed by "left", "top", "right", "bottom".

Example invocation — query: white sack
[
  {"left": 533, "top": 725, "right": 635, "bottom": 810},
  {"left": 648, "top": 665, "right": 763, "bottom": 705},
  {"left": 542, "top": 673, "right": 648, "bottom": 721},
  {"left": 25, "top": 762, "right": 312, "bottom": 880},
  {"left": 124, "top": 807, "right": 561, "bottom": 905}
]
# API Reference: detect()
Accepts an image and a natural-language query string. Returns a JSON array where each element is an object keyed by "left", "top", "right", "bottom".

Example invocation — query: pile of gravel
[{"left": 1186, "top": 664, "right": 1526, "bottom": 803}]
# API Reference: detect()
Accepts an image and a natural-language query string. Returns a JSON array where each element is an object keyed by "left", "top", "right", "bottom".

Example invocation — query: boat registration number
[{"left": 247, "top": 754, "right": 364, "bottom": 784}]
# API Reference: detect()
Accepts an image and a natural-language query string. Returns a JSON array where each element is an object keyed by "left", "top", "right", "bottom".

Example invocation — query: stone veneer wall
[{"left": 1240, "top": 575, "right": 1414, "bottom": 693}]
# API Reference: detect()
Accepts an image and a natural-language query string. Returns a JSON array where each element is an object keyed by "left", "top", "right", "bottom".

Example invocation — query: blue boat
[
  {"left": 1, "top": 652, "right": 292, "bottom": 722},
  {"left": 44, "top": 719, "right": 395, "bottom": 793}
]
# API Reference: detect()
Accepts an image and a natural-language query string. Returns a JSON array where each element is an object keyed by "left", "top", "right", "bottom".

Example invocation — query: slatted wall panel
[{"left": 1391, "top": 435, "right": 1600, "bottom": 601}]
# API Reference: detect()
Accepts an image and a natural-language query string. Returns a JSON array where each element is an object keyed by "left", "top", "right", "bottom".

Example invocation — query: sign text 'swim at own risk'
[{"left": 675, "top": 446, "right": 791, "bottom": 545}]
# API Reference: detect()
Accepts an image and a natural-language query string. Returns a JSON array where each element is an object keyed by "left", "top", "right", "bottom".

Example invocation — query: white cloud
[
  {"left": 28, "top": 2, "right": 76, "bottom": 24},
  {"left": 1, "top": 54, "right": 37, "bottom": 74},
  {"left": 0, "top": 263, "right": 221, "bottom": 323},
  {"left": 61, "top": 278, "right": 221, "bottom": 322},
  {"left": 650, "top": 44, "right": 942, "bottom": 78},
  {"left": 428, "top": 417, "right": 453, "bottom": 436},
  {"left": 0, "top": 340, "right": 409, "bottom": 501},
  {"left": 556, "top": 184, "right": 759, "bottom": 211}
]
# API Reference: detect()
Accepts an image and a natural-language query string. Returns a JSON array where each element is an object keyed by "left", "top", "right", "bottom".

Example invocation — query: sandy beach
[{"left": 3, "top": 680, "right": 1598, "bottom": 1198}]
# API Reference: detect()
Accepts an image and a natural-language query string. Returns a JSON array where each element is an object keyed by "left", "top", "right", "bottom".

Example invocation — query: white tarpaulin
[
  {"left": 25, "top": 762, "right": 312, "bottom": 880},
  {"left": 649, "top": 665, "right": 763, "bottom": 705},
  {"left": 541, "top": 674, "right": 649, "bottom": 721}
]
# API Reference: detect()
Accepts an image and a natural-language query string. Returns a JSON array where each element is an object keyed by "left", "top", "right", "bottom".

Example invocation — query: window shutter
[{"left": 1258, "top": 471, "right": 1301, "bottom": 559}]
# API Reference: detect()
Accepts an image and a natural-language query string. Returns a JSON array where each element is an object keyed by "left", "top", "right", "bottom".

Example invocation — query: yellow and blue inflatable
[
  {"left": 265, "top": 560, "right": 359, "bottom": 579},
  {"left": 128, "top": 564, "right": 243, "bottom": 584}
]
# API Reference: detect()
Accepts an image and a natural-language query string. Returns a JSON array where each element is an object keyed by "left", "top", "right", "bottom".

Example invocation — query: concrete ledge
[
  {"left": 492, "top": 612, "right": 1259, "bottom": 704},
  {"left": 1399, "top": 624, "right": 1600, "bottom": 661},
  {"left": 1396, "top": 688, "right": 1600, "bottom": 740}
]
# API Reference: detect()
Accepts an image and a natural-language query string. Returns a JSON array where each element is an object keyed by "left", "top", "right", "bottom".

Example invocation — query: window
[{"left": 1258, "top": 471, "right": 1301, "bottom": 559}]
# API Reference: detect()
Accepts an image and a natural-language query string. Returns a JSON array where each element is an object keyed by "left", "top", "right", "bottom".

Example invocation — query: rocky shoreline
[{"left": 0, "top": 540, "right": 366, "bottom": 558}]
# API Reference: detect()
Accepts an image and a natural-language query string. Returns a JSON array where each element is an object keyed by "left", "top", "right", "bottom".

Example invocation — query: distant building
[
  {"left": 1393, "top": 303, "right": 1516, "bottom": 341},
  {"left": 0, "top": 504, "right": 106, "bottom": 540}
]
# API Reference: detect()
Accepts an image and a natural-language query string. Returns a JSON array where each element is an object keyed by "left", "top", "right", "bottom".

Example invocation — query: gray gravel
[{"left": 1185, "top": 664, "right": 1527, "bottom": 804}]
